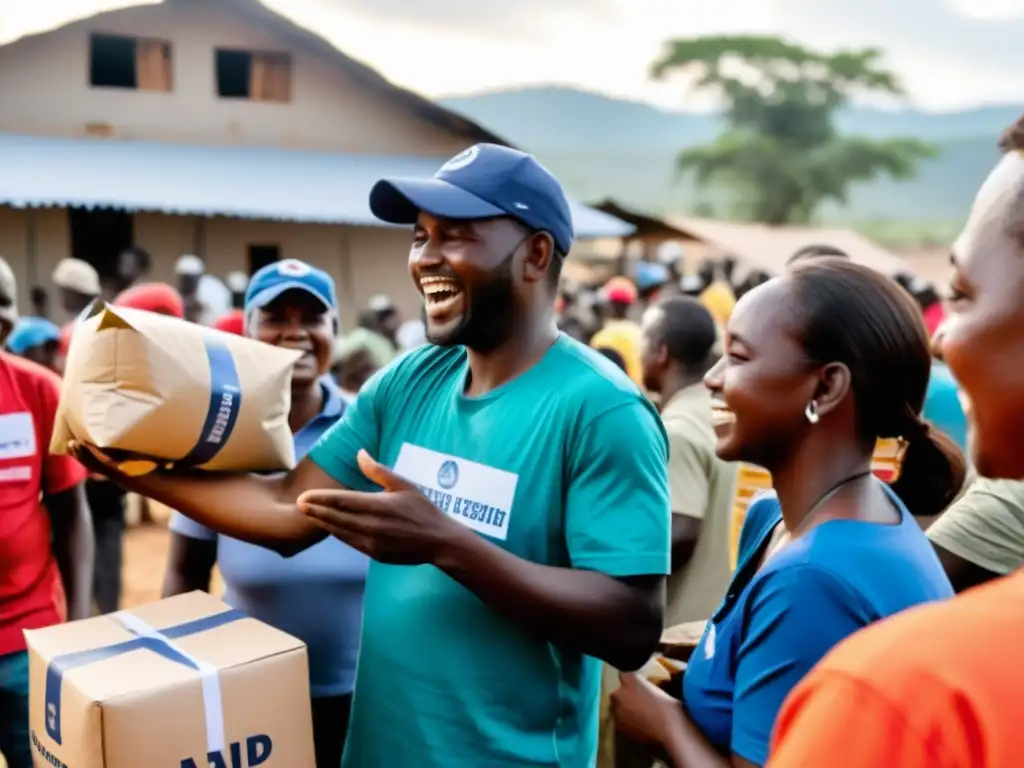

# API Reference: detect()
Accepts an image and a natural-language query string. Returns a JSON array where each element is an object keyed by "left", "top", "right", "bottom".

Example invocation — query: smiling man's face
[
  {"left": 408, "top": 213, "right": 530, "bottom": 352},
  {"left": 933, "top": 135, "right": 1024, "bottom": 478}
]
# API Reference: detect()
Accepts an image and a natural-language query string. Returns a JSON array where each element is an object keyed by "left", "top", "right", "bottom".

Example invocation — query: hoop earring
[{"left": 805, "top": 400, "right": 820, "bottom": 424}]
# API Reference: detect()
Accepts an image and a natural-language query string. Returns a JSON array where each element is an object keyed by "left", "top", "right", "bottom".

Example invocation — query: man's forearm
[
  {"left": 670, "top": 514, "right": 702, "bottom": 573},
  {"left": 48, "top": 485, "right": 94, "bottom": 621},
  {"left": 433, "top": 524, "right": 664, "bottom": 670},
  {"left": 110, "top": 470, "right": 323, "bottom": 556}
]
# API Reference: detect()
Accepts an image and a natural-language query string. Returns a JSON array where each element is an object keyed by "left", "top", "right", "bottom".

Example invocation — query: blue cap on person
[
  {"left": 369, "top": 143, "right": 575, "bottom": 255},
  {"left": 6, "top": 317, "right": 60, "bottom": 355},
  {"left": 244, "top": 259, "right": 337, "bottom": 311}
]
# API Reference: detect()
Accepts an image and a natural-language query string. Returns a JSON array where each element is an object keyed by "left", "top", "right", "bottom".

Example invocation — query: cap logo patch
[
  {"left": 440, "top": 146, "right": 480, "bottom": 173},
  {"left": 277, "top": 259, "right": 311, "bottom": 277}
]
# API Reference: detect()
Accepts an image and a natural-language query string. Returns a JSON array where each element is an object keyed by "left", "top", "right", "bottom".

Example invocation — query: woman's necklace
[{"left": 766, "top": 470, "right": 873, "bottom": 560}]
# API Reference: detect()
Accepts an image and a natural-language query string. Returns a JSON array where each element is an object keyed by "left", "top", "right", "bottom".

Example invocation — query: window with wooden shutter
[
  {"left": 135, "top": 39, "right": 172, "bottom": 92},
  {"left": 89, "top": 33, "right": 172, "bottom": 92},
  {"left": 216, "top": 48, "right": 292, "bottom": 102},
  {"left": 250, "top": 52, "right": 292, "bottom": 102}
]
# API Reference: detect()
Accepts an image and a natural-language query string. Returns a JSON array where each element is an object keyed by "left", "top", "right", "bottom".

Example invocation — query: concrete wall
[
  {"left": 1, "top": 207, "right": 419, "bottom": 329},
  {"left": 0, "top": 207, "right": 70, "bottom": 319},
  {"left": 0, "top": 2, "right": 469, "bottom": 156}
]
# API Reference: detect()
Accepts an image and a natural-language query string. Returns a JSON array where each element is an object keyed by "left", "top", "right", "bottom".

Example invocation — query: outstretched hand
[
  {"left": 297, "top": 450, "right": 462, "bottom": 565},
  {"left": 68, "top": 440, "right": 164, "bottom": 479},
  {"left": 68, "top": 440, "right": 128, "bottom": 481},
  {"left": 610, "top": 672, "right": 685, "bottom": 747}
]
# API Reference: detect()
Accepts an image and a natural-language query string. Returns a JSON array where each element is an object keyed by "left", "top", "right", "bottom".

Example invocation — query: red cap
[
  {"left": 602, "top": 277, "right": 637, "bottom": 305},
  {"left": 114, "top": 282, "right": 185, "bottom": 319},
  {"left": 213, "top": 309, "right": 246, "bottom": 336}
]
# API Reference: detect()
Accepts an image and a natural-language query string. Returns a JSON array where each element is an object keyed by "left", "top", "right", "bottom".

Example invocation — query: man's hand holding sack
[{"left": 52, "top": 304, "right": 302, "bottom": 474}]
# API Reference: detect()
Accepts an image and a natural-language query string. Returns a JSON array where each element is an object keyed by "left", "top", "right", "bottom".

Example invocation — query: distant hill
[
  {"left": 443, "top": 87, "right": 724, "bottom": 151},
  {"left": 440, "top": 87, "right": 1018, "bottom": 231}
]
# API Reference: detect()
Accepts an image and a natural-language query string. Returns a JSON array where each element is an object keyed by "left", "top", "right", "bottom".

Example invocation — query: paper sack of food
[{"left": 50, "top": 304, "right": 302, "bottom": 473}]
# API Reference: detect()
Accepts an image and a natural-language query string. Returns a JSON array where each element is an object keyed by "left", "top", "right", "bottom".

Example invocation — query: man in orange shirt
[{"left": 768, "top": 114, "right": 1024, "bottom": 768}]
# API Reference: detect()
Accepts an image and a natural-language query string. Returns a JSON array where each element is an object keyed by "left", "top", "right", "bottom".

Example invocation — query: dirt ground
[{"left": 121, "top": 499, "right": 223, "bottom": 607}]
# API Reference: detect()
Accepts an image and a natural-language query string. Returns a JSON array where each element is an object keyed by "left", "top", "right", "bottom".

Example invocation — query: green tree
[{"left": 650, "top": 36, "right": 938, "bottom": 225}]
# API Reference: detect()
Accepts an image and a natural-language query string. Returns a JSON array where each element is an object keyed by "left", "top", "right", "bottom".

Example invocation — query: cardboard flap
[
  {"left": 95, "top": 306, "right": 138, "bottom": 332},
  {"left": 101, "top": 306, "right": 303, "bottom": 372},
  {"left": 49, "top": 309, "right": 106, "bottom": 456},
  {"left": 49, "top": 399, "right": 73, "bottom": 456}
]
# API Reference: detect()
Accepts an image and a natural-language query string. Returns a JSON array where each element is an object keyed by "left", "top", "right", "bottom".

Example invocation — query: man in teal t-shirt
[
  {"left": 74, "top": 143, "right": 670, "bottom": 768},
  {"left": 308, "top": 333, "right": 667, "bottom": 766},
  {"left": 305, "top": 143, "right": 670, "bottom": 767}
]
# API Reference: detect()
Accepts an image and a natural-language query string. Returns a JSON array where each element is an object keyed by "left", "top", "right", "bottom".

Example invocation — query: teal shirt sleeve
[
  {"left": 307, "top": 366, "right": 389, "bottom": 492},
  {"left": 564, "top": 400, "right": 671, "bottom": 577}
]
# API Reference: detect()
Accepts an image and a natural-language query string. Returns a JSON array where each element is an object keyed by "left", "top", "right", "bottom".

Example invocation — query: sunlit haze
[{"left": 3, "top": 0, "right": 1023, "bottom": 111}]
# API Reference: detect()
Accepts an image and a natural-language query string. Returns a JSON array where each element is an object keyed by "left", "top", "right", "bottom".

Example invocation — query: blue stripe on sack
[
  {"left": 180, "top": 335, "right": 243, "bottom": 467},
  {"left": 44, "top": 609, "right": 247, "bottom": 745}
]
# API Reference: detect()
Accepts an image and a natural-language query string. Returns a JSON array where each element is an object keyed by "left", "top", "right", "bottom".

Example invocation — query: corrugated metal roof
[
  {"left": 668, "top": 215, "right": 911, "bottom": 277},
  {"left": 0, "top": 133, "right": 634, "bottom": 240}
]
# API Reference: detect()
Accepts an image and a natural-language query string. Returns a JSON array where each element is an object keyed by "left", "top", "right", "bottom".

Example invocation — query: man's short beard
[{"left": 428, "top": 251, "right": 517, "bottom": 353}]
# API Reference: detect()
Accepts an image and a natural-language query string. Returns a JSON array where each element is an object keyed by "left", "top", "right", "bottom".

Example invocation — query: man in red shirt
[{"left": 0, "top": 257, "right": 93, "bottom": 768}]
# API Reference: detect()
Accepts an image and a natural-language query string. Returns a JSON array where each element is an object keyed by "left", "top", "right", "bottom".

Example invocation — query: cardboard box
[
  {"left": 26, "top": 592, "right": 314, "bottom": 768},
  {"left": 50, "top": 305, "right": 302, "bottom": 473}
]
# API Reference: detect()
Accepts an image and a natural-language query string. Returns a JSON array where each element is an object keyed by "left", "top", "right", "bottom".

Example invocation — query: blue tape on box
[
  {"left": 178, "top": 335, "right": 243, "bottom": 467},
  {"left": 44, "top": 608, "right": 247, "bottom": 748}
]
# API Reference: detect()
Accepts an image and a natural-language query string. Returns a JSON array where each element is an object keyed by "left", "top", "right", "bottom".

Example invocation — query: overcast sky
[{"left": 3, "top": 0, "right": 1023, "bottom": 110}]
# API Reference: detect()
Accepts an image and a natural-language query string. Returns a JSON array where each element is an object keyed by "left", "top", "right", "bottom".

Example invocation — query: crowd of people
[
  {"left": 0, "top": 249, "right": 423, "bottom": 767},
  {"left": 0, "top": 120, "right": 1023, "bottom": 768}
]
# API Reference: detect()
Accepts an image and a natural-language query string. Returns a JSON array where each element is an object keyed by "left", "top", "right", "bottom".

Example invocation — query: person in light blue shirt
[
  {"left": 163, "top": 259, "right": 368, "bottom": 768},
  {"left": 924, "top": 360, "right": 968, "bottom": 452},
  {"left": 610, "top": 258, "right": 961, "bottom": 767}
]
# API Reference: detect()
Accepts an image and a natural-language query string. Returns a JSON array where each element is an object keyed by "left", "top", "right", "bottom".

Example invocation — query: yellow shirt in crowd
[
  {"left": 698, "top": 281, "right": 737, "bottom": 327},
  {"left": 590, "top": 320, "right": 644, "bottom": 385}
]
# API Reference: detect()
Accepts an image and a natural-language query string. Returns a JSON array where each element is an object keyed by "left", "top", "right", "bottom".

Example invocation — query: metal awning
[{"left": 0, "top": 133, "right": 634, "bottom": 240}]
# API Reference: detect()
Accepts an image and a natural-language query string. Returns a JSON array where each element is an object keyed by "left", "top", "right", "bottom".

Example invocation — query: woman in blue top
[
  {"left": 163, "top": 260, "right": 369, "bottom": 768},
  {"left": 612, "top": 258, "right": 965, "bottom": 767}
]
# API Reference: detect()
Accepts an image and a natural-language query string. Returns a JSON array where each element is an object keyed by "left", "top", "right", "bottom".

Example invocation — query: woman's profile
[{"left": 612, "top": 257, "right": 963, "bottom": 768}]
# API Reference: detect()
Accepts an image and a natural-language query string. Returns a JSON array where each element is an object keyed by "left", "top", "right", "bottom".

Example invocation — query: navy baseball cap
[
  {"left": 369, "top": 143, "right": 575, "bottom": 255},
  {"left": 245, "top": 259, "right": 337, "bottom": 312}
]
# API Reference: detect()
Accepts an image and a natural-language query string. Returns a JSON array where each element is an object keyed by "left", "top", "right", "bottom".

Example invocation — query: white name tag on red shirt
[
  {"left": 0, "top": 412, "right": 36, "bottom": 460},
  {"left": 392, "top": 443, "right": 519, "bottom": 541}
]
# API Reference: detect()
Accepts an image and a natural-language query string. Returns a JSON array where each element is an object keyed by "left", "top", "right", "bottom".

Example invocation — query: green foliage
[{"left": 650, "top": 36, "right": 939, "bottom": 224}]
